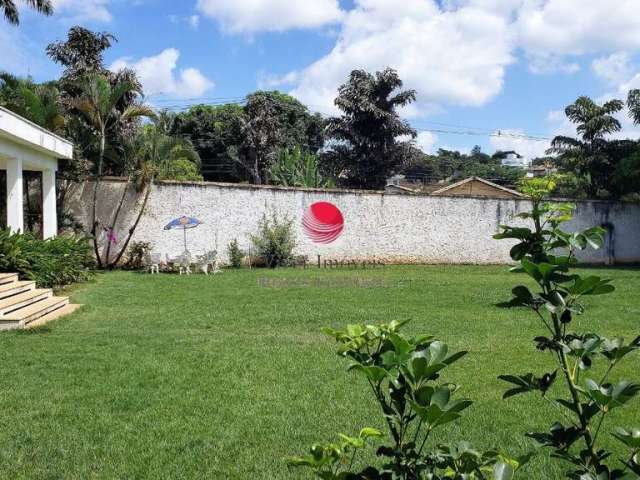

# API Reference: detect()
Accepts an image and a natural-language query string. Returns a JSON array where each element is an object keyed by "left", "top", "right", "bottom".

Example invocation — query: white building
[
  {"left": 500, "top": 151, "right": 530, "bottom": 168},
  {"left": 0, "top": 106, "right": 73, "bottom": 238}
]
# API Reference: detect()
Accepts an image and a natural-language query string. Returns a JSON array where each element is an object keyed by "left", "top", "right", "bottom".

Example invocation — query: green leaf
[
  {"left": 613, "top": 427, "right": 640, "bottom": 449},
  {"left": 358, "top": 427, "right": 383, "bottom": 439},
  {"left": 493, "top": 461, "right": 514, "bottom": 480},
  {"left": 389, "top": 333, "right": 413, "bottom": 356},
  {"left": 429, "top": 341, "right": 448, "bottom": 364},
  {"left": 512, "top": 285, "right": 533, "bottom": 302},
  {"left": 521, "top": 259, "right": 542, "bottom": 282},
  {"left": 347, "top": 364, "right": 388, "bottom": 383}
]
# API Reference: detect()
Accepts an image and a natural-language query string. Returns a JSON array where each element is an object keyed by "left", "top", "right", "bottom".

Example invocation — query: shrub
[
  {"left": 124, "top": 241, "right": 152, "bottom": 270},
  {"left": 249, "top": 212, "right": 296, "bottom": 268},
  {"left": 494, "top": 178, "right": 640, "bottom": 478},
  {"left": 268, "top": 147, "right": 335, "bottom": 188},
  {"left": 158, "top": 158, "right": 204, "bottom": 182},
  {"left": 0, "top": 229, "right": 93, "bottom": 288},
  {"left": 227, "top": 239, "right": 243, "bottom": 268},
  {"left": 288, "top": 321, "right": 530, "bottom": 479}
]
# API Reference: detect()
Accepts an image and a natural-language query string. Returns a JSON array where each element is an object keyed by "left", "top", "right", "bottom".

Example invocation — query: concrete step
[
  {"left": 0, "top": 280, "right": 36, "bottom": 299},
  {"left": 27, "top": 304, "right": 82, "bottom": 329},
  {"left": 0, "top": 289, "right": 52, "bottom": 315},
  {"left": 1, "top": 296, "right": 69, "bottom": 328},
  {"left": 0, "top": 273, "right": 18, "bottom": 285}
]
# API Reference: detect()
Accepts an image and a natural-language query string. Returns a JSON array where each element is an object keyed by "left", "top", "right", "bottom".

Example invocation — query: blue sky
[{"left": 3, "top": 0, "right": 640, "bottom": 159}]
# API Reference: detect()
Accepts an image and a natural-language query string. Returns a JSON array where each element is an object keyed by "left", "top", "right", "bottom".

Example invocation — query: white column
[
  {"left": 6, "top": 157, "right": 23, "bottom": 234},
  {"left": 42, "top": 168, "right": 57, "bottom": 238}
]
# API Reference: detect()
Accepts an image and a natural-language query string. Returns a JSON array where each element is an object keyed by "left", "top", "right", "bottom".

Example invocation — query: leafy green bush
[
  {"left": 226, "top": 239, "right": 243, "bottom": 268},
  {"left": 288, "top": 321, "right": 530, "bottom": 479},
  {"left": 124, "top": 241, "right": 152, "bottom": 270},
  {"left": 268, "top": 147, "right": 335, "bottom": 188},
  {"left": 0, "top": 229, "right": 93, "bottom": 288},
  {"left": 250, "top": 212, "right": 296, "bottom": 268},
  {"left": 158, "top": 158, "right": 203, "bottom": 182},
  {"left": 495, "top": 179, "right": 640, "bottom": 478}
]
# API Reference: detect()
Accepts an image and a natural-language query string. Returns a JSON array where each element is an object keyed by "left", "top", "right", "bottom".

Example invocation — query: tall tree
[
  {"left": 47, "top": 27, "right": 143, "bottom": 176},
  {"left": 172, "top": 91, "right": 325, "bottom": 183},
  {"left": 70, "top": 72, "right": 153, "bottom": 267},
  {"left": 549, "top": 96, "right": 625, "bottom": 197},
  {"left": 324, "top": 68, "right": 417, "bottom": 189},
  {"left": 171, "top": 104, "right": 245, "bottom": 182},
  {"left": 1, "top": 0, "right": 51, "bottom": 25},
  {"left": 46, "top": 27, "right": 115, "bottom": 79}
]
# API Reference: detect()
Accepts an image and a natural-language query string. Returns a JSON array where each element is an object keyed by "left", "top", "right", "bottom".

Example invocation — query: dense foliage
[
  {"left": 268, "top": 148, "right": 334, "bottom": 188},
  {"left": 250, "top": 212, "right": 296, "bottom": 268},
  {"left": 289, "top": 320, "right": 530, "bottom": 479},
  {"left": 171, "top": 92, "right": 325, "bottom": 183},
  {"left": 495, "top": 178, "right": 640, "bottom": 479},
  {"left": 0, "top": 229, "right": 93, "bottom": 288},
  {"left": 400, "top": 146, "right": 524, "bottom": 188},
  {"left": 123, "top": 241, "right": 152, "bottom": 270},
  {"left": 550, "top": 92, "right": 640, "bottom": 199}
]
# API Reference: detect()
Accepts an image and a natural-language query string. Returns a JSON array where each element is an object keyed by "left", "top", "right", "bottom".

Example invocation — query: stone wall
[{"left": 66, "top": 179, "right": 640, "bottom": 265}]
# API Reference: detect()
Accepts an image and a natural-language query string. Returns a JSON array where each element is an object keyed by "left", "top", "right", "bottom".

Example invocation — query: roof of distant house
[{"left": 431, "top": 176, "right": 525, "bottom": 198}]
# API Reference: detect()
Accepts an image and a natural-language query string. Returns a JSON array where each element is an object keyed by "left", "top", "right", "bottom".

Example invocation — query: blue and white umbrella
[{"left": 164, "top": 216, "right": 203, "bottom": 252}]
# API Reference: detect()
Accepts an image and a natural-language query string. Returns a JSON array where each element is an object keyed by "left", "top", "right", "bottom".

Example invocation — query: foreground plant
[
  {"left": 0, "top": 229, "right": 93, "bottom": 288},
  {"left": 494, "top": 178, "right": 640, "bottom": 479},
  {"left": 288, "top": 320, "right": 529, "bottom": 479}
]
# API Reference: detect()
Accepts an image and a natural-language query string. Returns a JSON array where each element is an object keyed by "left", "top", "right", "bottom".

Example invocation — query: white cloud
[
  {"left": 283, "top": 0, "right": 514, "bottom": 115},
  {"left": 51, "top": 0, "right": 112, "bottom": 22},
  {"left": 592, "top": 52, "right": 635, "bottom": 88},
  {"left": 110, "top": 49, "right": 214, "bottom": 98},
  {"left": 169, "top": 13, "right": 200, "bottom": 30},
  {"left": 415, "top": 131, "right": 439, "bottom": 154},
  {"left": 527, "top": 53, "right": 580, "bottom": 75},
  {"left": 516, "top": 0, "right": 640, "bottom": 56},
  {"left": 196, "top": 0, "right": 343, "bottom": 33},
  {"left": 489, "top": 129, "right": 551, "bottom": 160}
]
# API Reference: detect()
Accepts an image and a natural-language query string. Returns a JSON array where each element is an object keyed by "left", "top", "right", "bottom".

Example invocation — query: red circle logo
[{"left": 303, "top": 202, "right": 344, "bottom": 244}]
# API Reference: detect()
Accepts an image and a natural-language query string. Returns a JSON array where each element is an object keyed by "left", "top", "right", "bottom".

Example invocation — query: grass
[{"left": 0, "top": 265, "right": 638, "bottom": 479}]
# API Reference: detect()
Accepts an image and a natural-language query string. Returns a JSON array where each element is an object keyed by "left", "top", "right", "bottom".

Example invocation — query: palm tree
[
  {"left": 1, "top": 0, "right": 52, "bottom": 25},
  {"left": 105, "top": 114, "right": 201, "bottom": 268},
  {"left": 71, "top": 72, "right": 154, "bottom": 267},
  {"left": 549, "top": 96, "right": 624, "bottom": 197},
  {"left": 20, "top": 84, "right": 65, "bottom": 133}
]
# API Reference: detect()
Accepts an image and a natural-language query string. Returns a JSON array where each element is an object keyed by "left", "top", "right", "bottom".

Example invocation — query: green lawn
[{"left": 0, "top": 265, "right": 638, "bottom": 479}]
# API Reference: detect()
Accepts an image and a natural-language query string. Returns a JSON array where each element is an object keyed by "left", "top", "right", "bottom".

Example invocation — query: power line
[{"left": 149, "top": 97, "right": 552, "bottom": 142}]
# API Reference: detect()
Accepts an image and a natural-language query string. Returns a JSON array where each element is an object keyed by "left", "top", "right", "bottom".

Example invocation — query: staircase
[{"left": 0, "top": 273, "right": 81, "bottom": 330}]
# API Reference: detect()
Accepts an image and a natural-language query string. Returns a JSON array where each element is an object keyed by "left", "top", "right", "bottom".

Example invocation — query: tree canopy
[
  {"left": 1, "top": 0, "right": 51, "bottom": 25},
  {"left": 323, "top": 68, "right": 417, "bottom": 189},
  {"left": 550, "top": 92, "right": 640, "bottom": 199}
]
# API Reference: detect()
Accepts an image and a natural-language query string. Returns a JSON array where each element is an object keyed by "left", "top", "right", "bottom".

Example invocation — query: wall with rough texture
[{"left": 66, "top": 179, "right": 640, "bottom": 265}]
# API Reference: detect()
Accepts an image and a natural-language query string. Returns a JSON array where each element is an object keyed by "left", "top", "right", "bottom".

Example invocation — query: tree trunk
[
  {"left": 90, "top": 132, "right": 106, "bottom": 268},
  {"left": 104, "top": 177, "right": 131, "bottom": 268},
  {"left": 109, "top": 178, "right": 154, "bottom": 268}
]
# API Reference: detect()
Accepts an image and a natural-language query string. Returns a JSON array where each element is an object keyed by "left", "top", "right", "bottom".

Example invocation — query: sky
[{"left": 3, "top": 0, "right": 640, "bottom": 159}]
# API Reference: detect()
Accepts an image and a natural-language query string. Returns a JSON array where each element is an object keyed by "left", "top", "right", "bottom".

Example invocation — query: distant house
[
  {"left": 384, "top": 183, "right": 419, "bottom": 194},
  {"left": 499, "top": 151, "right": 530, "bottom": 168},
  {"left": 526, "top": 164, "right": 557, "bottom": 178},
  {"left": 431, "top": 176, "right": 524, "bottom": 199}
]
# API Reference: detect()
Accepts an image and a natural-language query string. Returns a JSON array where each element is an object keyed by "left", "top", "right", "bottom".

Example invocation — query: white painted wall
[
  {"left": 0, "top": 107, "right": 72, "bottom": 160},
  {"left": 67, "top": 179, "right": 640, "bottom": 265},
  {"left": 0, "top": 107, "right": 72, "bottom": 237}
]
